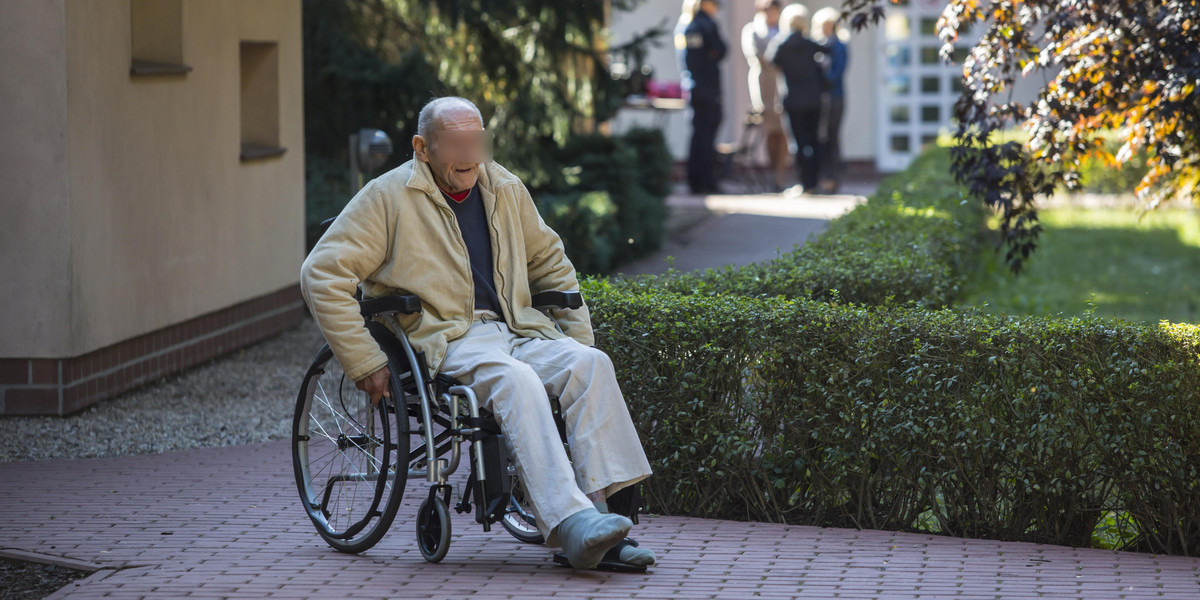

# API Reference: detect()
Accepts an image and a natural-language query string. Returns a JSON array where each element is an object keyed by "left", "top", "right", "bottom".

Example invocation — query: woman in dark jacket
[{"left": 765, "top": 4, "right": 827, "bottom": 193}]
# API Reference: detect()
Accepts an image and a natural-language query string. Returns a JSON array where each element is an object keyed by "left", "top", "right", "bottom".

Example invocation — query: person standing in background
[
  {"left": 742, "top": 0, "right": 789, "bottom": 192},
  {"left": 813, "top": 7, "right": 849, "bottom": 194},
  {"left": 676, "top": 0, "right": 727, "bottom": 195},
  {"left": 766, "top": 4, "right": 826, "bottom": 195}
]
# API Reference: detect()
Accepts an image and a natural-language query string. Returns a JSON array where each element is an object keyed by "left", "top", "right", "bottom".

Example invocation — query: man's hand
[{"left": 355, "top": 365, "right": 392, "bottom": 406}]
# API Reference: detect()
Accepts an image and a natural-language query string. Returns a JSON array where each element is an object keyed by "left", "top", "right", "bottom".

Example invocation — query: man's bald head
[
  {"left": 416, "top": 97, "right": 484, "bottom": 140},
  {"left": 412, "top": 97, "right": 488, "bottom": 195}
]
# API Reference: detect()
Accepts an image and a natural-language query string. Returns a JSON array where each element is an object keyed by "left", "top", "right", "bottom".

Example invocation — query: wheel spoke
[{"left": 294, "top": 348, "right": 410, "bottom": 552}]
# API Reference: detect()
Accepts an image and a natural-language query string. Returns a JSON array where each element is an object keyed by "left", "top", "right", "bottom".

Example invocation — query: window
[
  {"left": 919, "top": 18, "right": 938, "bottom": 37},
  {"left": 129, "top": 0, "right": 191, "bottom": 76},
  {"left": 888, "top": 74, "right": 911, "bottom": 95},
  {"left": 886, "top": 44, "right": 911, "bottom": 67},
  {"left": 239, "top": 41, "right": 285, "bottom": 161},
  {"left": 920, "top": 46, "right": 940, "bottom": 65}
]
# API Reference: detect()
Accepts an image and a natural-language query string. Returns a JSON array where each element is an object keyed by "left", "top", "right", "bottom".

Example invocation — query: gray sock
[
  {"left": 553, "top": 508, "right": 631, "bottom": 569},
  {"left": 593, "top": 500, "right": 656, "bottom": 566}
]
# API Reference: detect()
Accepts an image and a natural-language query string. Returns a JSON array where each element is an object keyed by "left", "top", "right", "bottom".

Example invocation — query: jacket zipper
[
  {"left": 484, "top": 190, "right": 511, "bottom": 321},
  {"left": 431, "top": 200, "right": 476, "bottom": 329}
]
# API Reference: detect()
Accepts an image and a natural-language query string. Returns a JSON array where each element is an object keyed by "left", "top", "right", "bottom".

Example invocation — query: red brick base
[{"left": 0, "top": 285, "right": 305, "bottom": 416}]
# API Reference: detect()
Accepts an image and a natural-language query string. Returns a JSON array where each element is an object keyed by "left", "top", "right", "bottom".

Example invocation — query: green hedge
[
  {"left": 582, "top": 278, "right": 1200, "bottom": 556},
  {"left": 578, "top": 144, "right": 1199, "bottom": 556},
  {"left": 615, "top": 146, "right": 985, "bottom": 308}
]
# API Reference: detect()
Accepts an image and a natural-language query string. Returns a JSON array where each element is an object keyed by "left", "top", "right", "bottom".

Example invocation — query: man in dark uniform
[{"left": 677, "top": 0, "right": 727, "bottom": 195}]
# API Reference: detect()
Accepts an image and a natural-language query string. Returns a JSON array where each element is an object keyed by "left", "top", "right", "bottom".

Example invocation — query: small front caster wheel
[{"left": 417, "top": 494, "right": 451, "bottom": 563}]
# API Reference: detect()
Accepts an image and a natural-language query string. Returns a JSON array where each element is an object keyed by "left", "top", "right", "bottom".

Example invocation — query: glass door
[{"left": 876, "top": 0, "right": 977, "bottom": 171}]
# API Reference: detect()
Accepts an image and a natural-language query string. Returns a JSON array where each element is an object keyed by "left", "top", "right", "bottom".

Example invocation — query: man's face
[
  {"left": 701, "top": 0, "right": 719, "bottom": 17},
  {"left": 412, "top": 107, "right": 490, "bottom": 195},
  {"left": 765, "top": 6, "right": 780, "bottom": 28}
]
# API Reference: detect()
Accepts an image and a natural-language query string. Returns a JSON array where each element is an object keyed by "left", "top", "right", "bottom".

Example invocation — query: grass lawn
[{"left": 958, "top": 207, "right": 1200, "bottom": 325}]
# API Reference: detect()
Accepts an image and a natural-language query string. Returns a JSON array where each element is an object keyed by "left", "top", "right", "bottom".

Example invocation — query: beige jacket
[
  {"left": 742, "top": 19, "right": 784, "bottom": 133},
  {"left": 300, "top": 159, "right": 593, "bottom": 382}
]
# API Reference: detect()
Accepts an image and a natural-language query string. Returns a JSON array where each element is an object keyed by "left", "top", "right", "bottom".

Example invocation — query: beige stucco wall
[
  {"left": 609, "top": 0, "right": 877, "bottom": 163},
  {"left": 0, "top": 0, "right": 73, "bottom": 357},
  {"left": 0, "top": 0, "right": 304, "bottom": 358}
]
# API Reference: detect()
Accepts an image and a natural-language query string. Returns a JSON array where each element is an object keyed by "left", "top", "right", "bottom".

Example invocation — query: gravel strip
[
  {"left": 0, "top": 317, "right": 326, "bottom": 463},
  {"left": 0, "top": 557, "right": 90, "bottom": 599}
]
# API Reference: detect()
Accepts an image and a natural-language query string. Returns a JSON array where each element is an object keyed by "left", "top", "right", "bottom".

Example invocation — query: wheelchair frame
[{"left": 292, "top": 287, "right": 582, "bottom": 562}]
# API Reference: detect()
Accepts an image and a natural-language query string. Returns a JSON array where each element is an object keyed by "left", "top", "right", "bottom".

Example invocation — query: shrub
[
  {"left": 305, "top": 156, "right": 351, "bottom": 250},
  {"left": 582, "top": 278, "right": 1200, "bottom": 556},
  {"left": 615, "top": 146, "right": 985, "bottom": 308},
  {"left": 535, "top": 190, "right": 619, "bottom": 275},
  {"left": 554, "top": 129, "right": 669, "bottom": 270},
  {"left": 1075, "top": 136, "right": 1152, "bottom": 195},
  {"left": 621, "top": 126, "right": 674, "bottom": 199}
]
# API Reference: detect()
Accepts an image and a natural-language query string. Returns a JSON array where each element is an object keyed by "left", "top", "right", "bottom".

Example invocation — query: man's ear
[{"left": 413, "top": 135, "right": 429, "bottom": 162}]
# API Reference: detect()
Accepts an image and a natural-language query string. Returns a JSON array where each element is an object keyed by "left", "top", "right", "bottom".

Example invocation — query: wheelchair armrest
[
  {"left": 359, "top": 294, "right": 422, "bottom": 317},
  {"left": 531, "top": 290, "right": 583, "bottom": 310}
]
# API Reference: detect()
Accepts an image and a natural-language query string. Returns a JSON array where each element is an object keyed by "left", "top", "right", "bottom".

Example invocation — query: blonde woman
[
  {"left": 813, "top": 6, "right": 849, "bottom": 193},
  {"left": 742, "top": 0, "right": 788, "bottom": 191},
  {"left": 765, "top": 4, "right": 827, "bottom": 193}
]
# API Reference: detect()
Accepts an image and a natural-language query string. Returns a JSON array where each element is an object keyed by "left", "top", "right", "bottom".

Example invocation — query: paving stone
[{"left": 2, "top": 440, "right": 1198, "bottom": 599}]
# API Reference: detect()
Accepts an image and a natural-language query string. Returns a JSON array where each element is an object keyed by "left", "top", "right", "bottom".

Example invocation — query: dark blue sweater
[{"left": 443, "top": 186, "right": 503, "bottom": 316}]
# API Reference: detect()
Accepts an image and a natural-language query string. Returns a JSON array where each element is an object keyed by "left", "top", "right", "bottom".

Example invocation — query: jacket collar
[
  {"left": 406, "top": 159, "right": 514, "bottom": 199},
  {"left": 408, "top": 159, "right": 516, "bottom": 226}
]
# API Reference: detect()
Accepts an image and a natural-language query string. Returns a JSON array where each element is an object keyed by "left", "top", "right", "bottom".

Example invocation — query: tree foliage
[
  {"left": 842, "top": 0, "right": 1200, "bottom": 273},
  {"left": 303, "top": 0, "right": 664, "bottom": 190},
  {"left": 303, "top": 0, "right": 439, "bottom": 169}
]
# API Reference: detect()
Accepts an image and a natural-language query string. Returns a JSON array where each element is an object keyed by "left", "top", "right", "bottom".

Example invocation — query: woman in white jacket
[{"left": 742, "top": 0, "right": 788, "bottom": 192}]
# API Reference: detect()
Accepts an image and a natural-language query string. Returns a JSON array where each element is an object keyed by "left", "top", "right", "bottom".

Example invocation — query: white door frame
[{"left": 875, "top": 0, "right": 979, "bottom": 172}]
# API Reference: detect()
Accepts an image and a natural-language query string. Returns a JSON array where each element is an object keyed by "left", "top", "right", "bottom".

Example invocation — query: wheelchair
[
  {"left": 716, "top": 110, "right": 775, "bottom": 193},
  {"left": 291, "top": 221, "right": 584, "bottom": 562}
]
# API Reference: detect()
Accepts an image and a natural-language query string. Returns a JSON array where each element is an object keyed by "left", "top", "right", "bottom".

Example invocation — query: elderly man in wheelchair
[{"left": 297, "top": 96, "right": 655, "bottom": 571}]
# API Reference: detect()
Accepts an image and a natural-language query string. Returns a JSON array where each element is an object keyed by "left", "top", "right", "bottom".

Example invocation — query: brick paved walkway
[{"left": 2, "top": 441, "right": 1198, "bottom": 599}]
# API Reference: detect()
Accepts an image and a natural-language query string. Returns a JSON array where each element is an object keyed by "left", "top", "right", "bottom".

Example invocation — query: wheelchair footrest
[{"left": 467, "top": 431, "right": 511, "bottom": 527}]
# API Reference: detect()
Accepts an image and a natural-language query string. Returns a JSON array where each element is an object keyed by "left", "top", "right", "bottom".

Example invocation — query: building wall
[
  {"left": 0, "top": 0, "right": 305, "bottom": 414},
  {"left": 609, "top": 0, "right": 877, "bottom": 164},
  {"left": 63, "top": 0, "right": 305, "bottom": 356},
  {"left": 0, "top": 0, "right": 73, "bottom": 358}
]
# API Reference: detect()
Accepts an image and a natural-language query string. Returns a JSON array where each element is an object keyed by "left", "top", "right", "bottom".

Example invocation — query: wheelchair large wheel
[
  {"left": 293, "top": 345, "right": 409, "bottom": 554},
  {"left": 502, "top": 472, "right": 544, "bottom": 544}
]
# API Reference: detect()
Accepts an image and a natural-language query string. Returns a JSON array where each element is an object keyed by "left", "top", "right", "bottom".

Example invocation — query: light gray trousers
[{"left": 439, "top": 311, "right": 652, "bottom": 545}]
